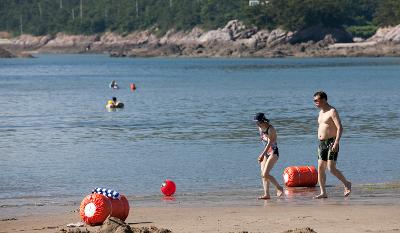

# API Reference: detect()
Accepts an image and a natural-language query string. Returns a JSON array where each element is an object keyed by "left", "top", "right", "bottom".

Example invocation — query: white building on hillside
[
  {"left": 249, "top": 0, "right": 269, "bottom": 6},
  {"left": 249, "top": 0, "right": 259, "bottom": 6}
]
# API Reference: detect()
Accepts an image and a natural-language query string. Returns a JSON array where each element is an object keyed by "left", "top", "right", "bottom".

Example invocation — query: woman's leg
[
  {"left": 259, "top": 157, "right": 270, "bottom": 199},
  {"left": 262, "top": 154, "right": 283, "bottom": 197}
]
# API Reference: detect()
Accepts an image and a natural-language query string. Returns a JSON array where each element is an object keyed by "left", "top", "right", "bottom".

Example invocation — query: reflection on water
[{"left": 0, "top": 55, "right": 399, "bottom": 208}]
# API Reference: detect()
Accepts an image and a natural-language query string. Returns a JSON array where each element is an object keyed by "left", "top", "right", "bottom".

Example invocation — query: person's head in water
[
  {"left": 112, "top": 97, "right": 117, "bottom": 102},
  {"left": 254, "top": 112, "right": 270, "bottom": 127},
  {"left": 313, "top": 91, "right": 328, "bottom": 108}
]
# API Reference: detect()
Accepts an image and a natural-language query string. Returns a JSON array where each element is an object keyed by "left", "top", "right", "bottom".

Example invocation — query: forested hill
[{"left": 1, "top": 0, "right": 400, "bottom": 38}]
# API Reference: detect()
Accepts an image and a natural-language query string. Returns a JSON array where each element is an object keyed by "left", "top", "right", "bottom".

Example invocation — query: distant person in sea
[
  {"left": 313, "top": 91, "right": 351, "bottom": 199},
  {"left": 254, "top": 112, "right": 284, "bottom": 199},
  {"left": 106, "top": 97, "right": 124, "bottom": 109},
  {"left": 110, "top": 80, "right": 119, "bottom": 89}
]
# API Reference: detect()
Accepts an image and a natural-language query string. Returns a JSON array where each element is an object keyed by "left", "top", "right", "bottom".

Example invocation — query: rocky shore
[{"left": 2, "top": 20, "right": 400, "bottom": 58}]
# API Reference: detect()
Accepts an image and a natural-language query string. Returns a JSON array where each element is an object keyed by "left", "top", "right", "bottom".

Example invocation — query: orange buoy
[
  {"left": 110, "top": 195, "right": 130, "bottom": 221},
  {"left": 161, "top": 179, "right": 176, "bottom": 196},
  {"left": 130, "top": 83, "right": 136, "bottom": 91},
  {"left": 283, "top": 166, "right": 318, "bottom": 187},
  {"left": 79, "top": 193, "right": 112, "bottom": 226}
]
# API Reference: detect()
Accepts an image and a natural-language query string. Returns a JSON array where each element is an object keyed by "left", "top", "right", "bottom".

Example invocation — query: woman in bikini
[{"left": 254, "top": 112, "right": 284, "bottom": 199}]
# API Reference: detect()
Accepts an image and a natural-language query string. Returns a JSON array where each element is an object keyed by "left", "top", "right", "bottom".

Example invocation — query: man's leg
[
  {"left": 327, "top": 160, "right": 351, "bottom": 196},
  {"left": 315, "top": 159, "right": 328, "bottom": 198}
]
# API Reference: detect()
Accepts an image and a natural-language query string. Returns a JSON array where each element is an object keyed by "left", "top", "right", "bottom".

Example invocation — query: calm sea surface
[{"left": 1, "top": 55, "right": 399, "bottom": 213}]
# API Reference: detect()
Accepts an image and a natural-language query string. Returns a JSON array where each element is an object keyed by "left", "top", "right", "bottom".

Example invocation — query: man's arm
[{"left": 331, "top": 108, "right": 343, "bottom": 151}]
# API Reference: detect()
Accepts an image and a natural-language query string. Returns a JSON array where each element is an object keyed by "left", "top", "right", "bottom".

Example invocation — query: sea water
[{"left": 0, "top": 55, "right": 399, "bottom": 214}]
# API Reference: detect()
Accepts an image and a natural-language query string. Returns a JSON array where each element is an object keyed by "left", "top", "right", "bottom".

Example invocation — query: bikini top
[
  {"left": 260, "top": 126, "right": 277, "bottom": 146},
  {"left": 262, "top": 126, "right": 271, "bottom": 135}
]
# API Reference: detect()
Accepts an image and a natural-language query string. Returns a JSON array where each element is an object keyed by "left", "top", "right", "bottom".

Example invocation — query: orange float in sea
[
  {"left": 130, "top": 83, "right": 136, "bottom": 91},
  {"left": 283, "top": 166, "right": 318, "bottom": 187}
]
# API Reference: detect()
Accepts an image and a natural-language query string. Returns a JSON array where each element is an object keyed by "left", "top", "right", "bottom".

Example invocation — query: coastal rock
[
  {"left": 267, "top": 28, "right": 291, "bottom": 47},
  {"left": 368, "top": 25, "right": 400, "bottom": 43},
  {"left": 198, "top": 20, "right": 252, "bottom": 43},
  {"left": 240, "top": 30, "right": 270, "bottom": 49},
  {"left": 42, "top": 33, "right": 98, "bottom": 52},
  {"left": 0, "top": 46, "right": 16, "bottom": 58},
  {"left": 289, "top": 26, "right": 353, "bottom": 44},
  {"left": 123, "top": 30, "right": 159, "bottom": 45},
  {"left": 11, "top": 34, "right": 52, "bottom": 48},
  {"left": 222, "top": 20, "right": 253, "bottom": 40},
  {"left": 93, "top": 30, "right": 159, "bottom": 53},
  {"left": 0, "top": 46, "right": 34, "bottom": 58},
  {"left": 4, "top": 20, "right": 400, "bottom": 58},
  {"left": 0, "top": 31, "right": 12, "bottom": 39},
  {"left": 159, "top": 27, "right": 204, "bottom": 45},
  {"left": 198, "top": 29, "right": 231, "bottom": 43}
]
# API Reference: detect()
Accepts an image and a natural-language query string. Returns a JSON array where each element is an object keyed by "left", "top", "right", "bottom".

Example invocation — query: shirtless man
[{"left": 313, "top": 91, "right": 351, "bottom": 199}]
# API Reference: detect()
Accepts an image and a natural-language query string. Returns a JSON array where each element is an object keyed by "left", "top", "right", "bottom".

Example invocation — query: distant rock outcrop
[
  {"left": 368, "top": 25, "right": 400, "bottom": 43},
  {"left": 41, "top": 33, "right": 98, "bottom": 52},
  {"left": 2, "top": 20, "right": 400, "bottom": 58},
  {"left": 11, "top": 34, "right": 52, "bottom": 49},
  {"left": 289, "top": 26, "right": 353, "bottom": 44},
  {"left": 0, "top": 46, "right": 34, "bottom": 58},
  {"left": 0, "top": 46, "right": 16, "bottom": 58}
]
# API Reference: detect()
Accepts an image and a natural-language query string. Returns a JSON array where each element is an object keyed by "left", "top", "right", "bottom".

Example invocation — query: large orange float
[
  {"left": 80, "top": 189, "right": 130, "bottom": 225},
  {"left": 283, "top": 166, "right": 318, "bottom": 187},
  {"left": 110, "top": 195, "right": 130, "bottom": 221},
  {"left": 79, "top": 193, "right": 112, "bottom": 226}
]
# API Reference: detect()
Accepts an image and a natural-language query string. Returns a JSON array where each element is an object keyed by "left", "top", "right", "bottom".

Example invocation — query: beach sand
[{"left": 1, "top": 203, "right": 400, "bottom": 233}]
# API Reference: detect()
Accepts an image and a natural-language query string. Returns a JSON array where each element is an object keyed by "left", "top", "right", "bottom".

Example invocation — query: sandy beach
[
  {"left": 2, "top": 183, "right": 400, "bottom": 233},
  {"left": 1, "top": 202, "right": 400, "bottom": 233}
]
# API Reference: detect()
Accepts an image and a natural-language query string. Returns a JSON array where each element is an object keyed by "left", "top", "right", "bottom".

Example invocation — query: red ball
[{"left": 161, "top": 179, "right": 176, "bottom": 196}]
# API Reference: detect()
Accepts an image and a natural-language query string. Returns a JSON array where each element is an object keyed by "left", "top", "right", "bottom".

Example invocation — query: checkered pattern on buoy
[{"left": 92, "top": 188, "right": 120, "bottom": 199}]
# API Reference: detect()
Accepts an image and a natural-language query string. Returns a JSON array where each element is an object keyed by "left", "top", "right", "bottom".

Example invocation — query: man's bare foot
[
  {"left": 313, "top": 194, "right": 328, "bottom": 199},
  {"left": 276, "top": 187, "right": 284, "bottom": 197},
  {"left": 344, "top": 182, "right": 352, "bottom": 197},
  {"left": 258, "top": 195, "right": 270, "bottom": 200}
]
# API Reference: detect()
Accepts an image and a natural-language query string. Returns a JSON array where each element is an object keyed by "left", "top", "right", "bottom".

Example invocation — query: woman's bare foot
[
  {"left": 276, "top": 187, "right": 284, "bottom": 197},
  {"left": 344, "top": 182, "right": 352, "bottom": 197},
  {"left": 258, "top": 195, "right": 270, "bottom": 200},
  {"left": 313, "top": 193, "right": 328, "bottom": 199}
]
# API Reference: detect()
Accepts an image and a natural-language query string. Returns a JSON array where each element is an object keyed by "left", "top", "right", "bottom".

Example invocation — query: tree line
[{"left": 0, "top": 0, "right": 399, "bottom": 38}]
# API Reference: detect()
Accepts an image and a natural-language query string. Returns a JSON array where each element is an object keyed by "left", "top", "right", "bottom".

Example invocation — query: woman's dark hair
[{"left": 254, "top": 112, "right": 270, "bottom": 123}]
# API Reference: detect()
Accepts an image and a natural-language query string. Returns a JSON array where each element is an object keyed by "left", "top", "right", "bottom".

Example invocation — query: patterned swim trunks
[{"left": 318, "top": 138, "right": 338, "bottom": 161}]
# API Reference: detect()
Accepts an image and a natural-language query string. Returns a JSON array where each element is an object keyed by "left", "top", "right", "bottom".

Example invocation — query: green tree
[{"left": 374, "top": 0, "right": 400, "bottom": 26}]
